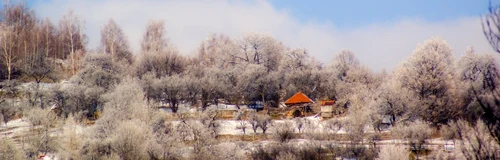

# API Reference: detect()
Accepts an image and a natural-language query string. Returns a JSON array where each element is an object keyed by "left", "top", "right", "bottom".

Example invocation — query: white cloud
[{"left": 31, "top": 0, "right": 495, "bottom": 71}]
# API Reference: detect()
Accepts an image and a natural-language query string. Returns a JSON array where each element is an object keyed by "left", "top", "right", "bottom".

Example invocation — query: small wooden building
[{"left": 320, "top": 100, "right": 335, "bottom": 118}]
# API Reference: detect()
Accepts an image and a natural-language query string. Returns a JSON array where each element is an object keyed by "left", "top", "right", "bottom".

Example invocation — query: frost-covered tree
[
  {"left": 196, "top": 33, "right": 236, "bottom": 68},
  {"left": 327, "top": 50, "right": 378, "bottom": 109},
  {"left": 74, "top": 53, "right": 126, "bottom": 90},
  {"left": 233, "top": 32, "right": 284, "bottom": 72},
  {"left": 375, "top": 76, "right": 418, "bottom": 126},
  {"left": 135, "top": 47, "right": 186, "bottom": 78},
  {"left": 82, "top": 77, "right": 161, "bottom": 159},
  {"left": 332, "top": 50, "right": 360, "bottom": 80},
  {"left": 280, "top": 49, "right": 325, "bottom": 99},
  {"left": 141, "top": 20, "right": 168, "bottom": 53},
  {"left": 238, "top": 64, "right": 280, "bottom": 107},
  {"left": 457, "top": 48, "right": 500, "bottom": 143},
  {"left": 323, "top": 118, "right": 344, "bottom": 138},
  {"left": 198, "top": 68, "right": 226, "bottom": 109},
  {"left": 391, "top": 120, "right": 432, "bottom": 159},
  {"left": 447, "top": 119, "right": 500, "bottom": 160},
  {"left": 53, "top": 53, "right": 128, "bottom": 117},
  {"left": 396, "top": 37, "right": 458, "bottom": 125},
  {"left": 23, "top": 107, "right": 60, "bottom": 158},
  {"left": 158, "top": 74, "right": 185, "bottom": 113},
  {"left": 59, "top": 9, "right": 87, "bottom": 75},
  {"left": 100, "top": 19, "right": 132, "bottom": 63}
]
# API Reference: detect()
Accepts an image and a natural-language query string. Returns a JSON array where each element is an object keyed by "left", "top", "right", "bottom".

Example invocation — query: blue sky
[
  {"left": 269, "top": 0, "right": 489, "bottom": 28},
  {"left": 26, "top": 0, "right": 496, "bottom": 71}
]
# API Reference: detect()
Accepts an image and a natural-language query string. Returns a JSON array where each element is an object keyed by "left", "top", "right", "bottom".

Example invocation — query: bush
[
  {"left": 111, "top": 120, "right": 151, "bottom": 160},
  {"left": 271, "top": 122, "right": 295, "bottom": 143},
  {"left": 0, "top": 138, "right": 24, "bottom": 160},
  {"left": 376, "top": 145, "right": 409, "bottom": 160}
]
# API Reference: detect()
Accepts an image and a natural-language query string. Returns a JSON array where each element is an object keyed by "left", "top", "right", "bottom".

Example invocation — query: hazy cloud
[{"left": 32, "top": 0, "right": 495, "bottom": 71}]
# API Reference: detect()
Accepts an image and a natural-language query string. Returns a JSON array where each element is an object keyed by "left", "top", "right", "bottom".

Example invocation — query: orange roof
[
  {"left": 320, "top": 100, "right": 335, "bottom": 106},
  {"left": 284, "top": 92, "right": 314, "bottom": 105}
]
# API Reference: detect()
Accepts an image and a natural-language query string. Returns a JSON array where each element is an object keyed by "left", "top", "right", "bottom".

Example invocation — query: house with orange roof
[
  {"left": 284, "top": 91, "right": 314, "bottom": 106},
  {"left": 284, "top": 92, "right": 314, "bottom": 118}
]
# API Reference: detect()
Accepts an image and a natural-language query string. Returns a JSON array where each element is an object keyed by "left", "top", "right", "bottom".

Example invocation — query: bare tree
[
  {"left": 257, "top": 114, "right": 271, "bottom": 134},
  {"left": 21, "top": 50, "right": 56, "bottom": 83},
  {"left": 482, "top": 0, "right": 500, "bottom": 54},
  {"left": 247, "top": 112, "right": 260, "bottom": 134},
  {"left": 448, "top": 119, "right": 500, "bottom": 160},
  {"left": 158, "top": 75, "right": 185, "bottom": 113},
  {"left": 233, "top": 32, "right": 284, "bottom": 72},
  {"left": 1, "top": 1, "right": 37, "bottom": 80},
  {"left": 100, "top": 19, "right": 132, "bottom": 63},
  {"left": 141, "top": 20, "right": 168, "bottom": 54},
  {"left": 236, "top": 120, "right": 248, "bottom": 136},
  {"left": 332, "top": 50, "right": 360, "bottom": 79},
  {"left": 39, "top": 18, "right": 57, "bottom": 58},
  {"left": 196, "top": 33, "right": 236, "bottom": 68},
  {"left": 59, "top": 9, "right": 87, "bottom": 75},
  {"left": 0, "top": 23, "right": 16, "bottom": 80}
]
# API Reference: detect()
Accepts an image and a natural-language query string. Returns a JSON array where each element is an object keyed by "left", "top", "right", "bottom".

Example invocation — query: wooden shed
[{"left": 320, "top": 100, "right": 335, "bottom": 118}]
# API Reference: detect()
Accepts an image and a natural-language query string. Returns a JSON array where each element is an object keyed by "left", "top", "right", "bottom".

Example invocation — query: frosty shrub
[
  {"left": 391, "top": 120, "right": 432, "bottom": 159},
  {"left": 111, "top": 120, "right": 152, "bottom": 160},
  {"left": 449, "top": 119, "right": 500, "bottom": 160},
  {"left": 0, "top": 99, "right": 19, "bottom": 125},
  {"left": 23, "top": 107, "right": 59, "bottom": 128},
  {"left": 58, "top": 115, "right": 84, "bottom": 160},
  {"left": 376, "top": 145, "right": 409, "bottom": 160},
  {"left": 271, "top": 121, "right": 295, "bottom": 143},
  {"left": 323, "top": 118, "right": 344, "bottom": 139},
  {"left": 0, "top": 138, "right": 24, "bottom": 160}
]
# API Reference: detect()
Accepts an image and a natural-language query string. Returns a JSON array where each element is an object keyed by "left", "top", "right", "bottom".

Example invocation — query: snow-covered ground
[
  {"left": 0, "top": 118, "right": 30, "bottom": 139},
  {"left": 216, "top": 115, "right": 358, "bottom": 135}
]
